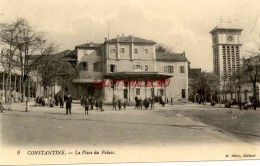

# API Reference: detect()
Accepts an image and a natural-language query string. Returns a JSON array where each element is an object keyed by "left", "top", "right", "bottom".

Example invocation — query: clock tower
[{"left": 210, "top": 21, "right": 243, "bottom": 80}]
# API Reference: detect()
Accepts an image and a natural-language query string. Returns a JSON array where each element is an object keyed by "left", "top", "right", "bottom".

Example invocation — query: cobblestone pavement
[{"left": 0, "top": 102, "right": 257, "bottom": 147}]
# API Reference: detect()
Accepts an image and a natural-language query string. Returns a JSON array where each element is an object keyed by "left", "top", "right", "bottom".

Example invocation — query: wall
[
  {"left": 77, "top": 47, "right": 103, "bottom": 80},
  {"left": 157, "top": 60, "right": 189, "bottom": 101}
]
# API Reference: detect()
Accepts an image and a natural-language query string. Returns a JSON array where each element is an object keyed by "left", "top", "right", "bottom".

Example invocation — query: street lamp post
[{"left": 59, "top": 74, "right": 66, "bottom": 102}]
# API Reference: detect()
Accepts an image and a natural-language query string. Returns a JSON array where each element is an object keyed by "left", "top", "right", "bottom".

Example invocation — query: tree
[
  {"left": 241, "top": 46, "right": 260, "bottom": 110},
  {"left": 12, "top": 18, "right": 48, "bottom": 102},
  {"left": 36, "top": 56, "right": 78, "bottom": 98},
  {"left": 156, "top": 43, "right": 174, "bottom": 53},
  {"left": 190, "top": 71, "right": 220, "bottom": 105},
  {"left": 222, "top": 69, "right": 245, "bottom": 103},
  {"left": 0, "top": 21, "right": 23, "bottom": 110},
  {"left": 1, "top": 18, "right": 55, "bottom": 111}
]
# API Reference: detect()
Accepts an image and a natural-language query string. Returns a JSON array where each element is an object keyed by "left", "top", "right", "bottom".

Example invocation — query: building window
[
  {"left": 136, "top": 88, "right": 140, "bottom": 95},
  {"left": 144, "top": 65, "right": 149, "bottom": 71},
  {"left": 93, "top": 62, "right": 101, "bottom": 72},
  {"left": 110, "top": 49, "right": 116, "bottom": 54},
  {"left": 120, "top": 48, "right": 125, "bottom": 53},
  {"left": 110, "top": 64, "right": 116, "bottom": 72},
  {"left": 134, "top": 48, "right": 138, "bottom": 54},
  {"left": 81, "top": 62, "right": 88, "bottom": 71},
  {"left": 133, "top": 64, "right": 142, "bottom": 70},
  {"left": 179, "top": 66, "right": 185, "bottom": 73},
  {"left": 164, "top": 66, "right": 174, "bottom": 73},
  {"left": 145, "top": 49, "right": 148, "bottom": 54}
]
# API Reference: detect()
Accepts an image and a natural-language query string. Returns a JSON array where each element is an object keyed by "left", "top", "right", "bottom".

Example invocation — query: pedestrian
[
  {"left": 90, "top": 97, "right": 94, "bottom": 110},
  {"left": 55, "top": 95, "right": 59, "bottom": 106},
  {"left": 144, "top": 98, "right": 147, "bottom": 109},
  {"left": 59, "top": 95, "right": 64, "bottom": 108},
  {"left": 167, "top": 98, "right": 168, "bottom": 104},
  {"left": 123, "top": 98, "right": 127, "bottom": 110},
  {"left": 83, "top": 96, "right": 89, "bottom": 115},
  {"left": 95, "top": 99, "right": 99, "bottom": 110},
  {"left": 99, "top": 98, "right": 104, "bottom": 112},
  {"left": 139, "top": 97, "right": 142, "bottom": 109},
  {"left": 49, "top": 96, "right": 54, "bottom": 107},
  {"left": 135, "top": 96, "right": 138, "bottom": 109},
  {"left": 150, "top": 97, "right": 155, "bottom": 109},
  {"left": 112, "top": 96, "right": 117, "bottom": 110},
  {"left": 0, "top": 100, "right": 4, "bottom": 113},
  {"left": 65, "top": 93, "right": 72, "bottom": 115},
  {"left": 171, "top": 97, "right": 173, "bottom": 104},
  {"left": 118, "top": 98, "right": 121, "bottom": 110},
  {"left": 43, "top": 97, "right": 47, "bottom": 106}
]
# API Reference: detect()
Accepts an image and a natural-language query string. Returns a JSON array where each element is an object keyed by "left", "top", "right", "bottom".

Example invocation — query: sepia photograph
[{"left": 0, "top": 0, "right": 260, "bottom": 165}]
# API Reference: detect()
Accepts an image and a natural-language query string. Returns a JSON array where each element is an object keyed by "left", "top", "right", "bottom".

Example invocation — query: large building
[
  {"left": 62, "top": 34, "right": 189, "bottom": 104},
  {"left": 210, "top": 21, "right": 243, "bottom": 80}
]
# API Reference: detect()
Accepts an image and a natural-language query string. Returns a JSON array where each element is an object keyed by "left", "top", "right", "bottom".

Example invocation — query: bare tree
[
  {"left": 1, "top": 18, "right": 55, "bottom": 111},
  {"left": 0, "top": 21, "right": 22, "bottom": 110},
  {"left": 156, "top": 43, "right": 174, "bottom": 53}
]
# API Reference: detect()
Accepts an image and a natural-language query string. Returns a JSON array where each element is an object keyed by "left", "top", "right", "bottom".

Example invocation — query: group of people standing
[
  {"left": 112, "top": 97, "right": 127, "bottom": 110},
  {"left": 36, "top": 93, "right": 72, "bottom": 115},
  {"left": 36, "top": 95, "right": 64, "bottom": 108},
  {"left": 80, "top": 96, "right": 104, "bottom": 115},
  {"left": 135, "top": 96, "right": 155, "bottom": 110}
]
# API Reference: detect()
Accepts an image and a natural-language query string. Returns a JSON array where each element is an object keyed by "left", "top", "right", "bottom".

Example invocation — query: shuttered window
[{"left": 179, "top": 66, "right": 185, "bottom": 73}]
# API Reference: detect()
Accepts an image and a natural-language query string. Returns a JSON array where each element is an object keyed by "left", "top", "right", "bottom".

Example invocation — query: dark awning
[
  {"left": 103, "top": 71, "right": 173, "bottom": 80},
  {"left": 72, "top": 79, "right": 102, "bottom": 83}
]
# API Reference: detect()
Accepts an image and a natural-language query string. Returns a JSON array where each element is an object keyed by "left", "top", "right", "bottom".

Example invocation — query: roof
[
  {"left": 106, "top": 36, "right": 156, "bottom": 44},
  {"left": 27, "top": 50, "right": 72, "bottom": 60},
  {"left": 61, "top": 49, "right": 77, "bottom": 61},
  {"left": 75, "top": 42, "right": 102, "bottom": 49},
  {"left": 156, "top": 52, "right": 188, "bottom": 61},
  {"left": 210, "top": 21, "right": 243, "bottom": 34},
  {"left": 53, "top": 49, "right": 71, "bottom": 58}
]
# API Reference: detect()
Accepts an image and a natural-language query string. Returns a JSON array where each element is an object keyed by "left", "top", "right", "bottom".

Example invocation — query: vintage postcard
[{"left": 0, "top": 0, "right": 260, "bottom": 165}]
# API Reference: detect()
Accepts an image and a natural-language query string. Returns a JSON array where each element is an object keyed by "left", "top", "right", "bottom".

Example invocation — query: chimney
[
  {"left": 105, "top": 37, "right": 107, "bottom": 42},
  {"left": 183, "top": 51, "right": 185, "bottom": 56},
  {"left": 129, "top": 35, "right": 133, "bottom": 42},
  {"left": 122, "top": 33, "right": 124, "bottom": 37},
  {"left": 117, "top": 35, "right": 120, "bottom": 41}
]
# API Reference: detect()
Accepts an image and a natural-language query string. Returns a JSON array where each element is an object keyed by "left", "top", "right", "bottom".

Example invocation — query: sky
[{"left": 0, "top": 0, "right": 260, "bottom": 71}]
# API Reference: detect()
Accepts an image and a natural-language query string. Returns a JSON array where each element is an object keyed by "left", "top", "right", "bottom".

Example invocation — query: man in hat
[{"left": 65, "top": 93, "right": 72, "bottom": 115}]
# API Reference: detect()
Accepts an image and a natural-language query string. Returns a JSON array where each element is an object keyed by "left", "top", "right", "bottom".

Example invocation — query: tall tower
[{"left": 210, "top": 21, "right": 243, "bottom": 80}]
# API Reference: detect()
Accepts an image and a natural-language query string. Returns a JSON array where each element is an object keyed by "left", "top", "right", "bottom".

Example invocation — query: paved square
[{"left": 1, "top": 102, "right": 259, "bottom": 147}]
